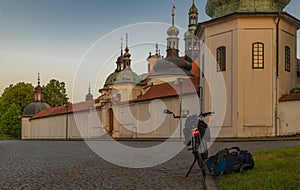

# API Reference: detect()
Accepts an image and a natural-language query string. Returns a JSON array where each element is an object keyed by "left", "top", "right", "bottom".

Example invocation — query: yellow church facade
[{"left": 198, "top": 1, "right": 300, "bottom": 137}]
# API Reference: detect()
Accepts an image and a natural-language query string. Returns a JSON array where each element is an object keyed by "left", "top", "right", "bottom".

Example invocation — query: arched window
[
  {"left": 252, "top": 42, "right": 264, "bottom": 69},
  {"left": 285, "top": 46, "right": 290, "bottom": 72},
  {"left": 217, "top": 46, "right": 226, "bottom": 72}
]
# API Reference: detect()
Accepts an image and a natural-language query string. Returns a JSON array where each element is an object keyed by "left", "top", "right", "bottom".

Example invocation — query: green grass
[
  {"left": 218, "top": 146, "right": 300, "bottom": 190},
  {"left": 0, "top": 133, "right": 16, "bottom": 140}
]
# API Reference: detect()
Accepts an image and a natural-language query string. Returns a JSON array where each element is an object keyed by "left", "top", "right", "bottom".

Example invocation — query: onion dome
[
  {"left": 23, "top": 73, "right": 51, "bottom": 117},
  {"left": 167, "top": 25, "right": 179, "bottom": 37},
  {"left": 189, "top": 1, "right": 198, "bottom": 14}
]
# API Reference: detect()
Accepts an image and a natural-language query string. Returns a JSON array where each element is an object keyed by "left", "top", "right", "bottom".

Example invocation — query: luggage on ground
[{"left": 207, "top": 147, "right": 255, "bottom": 176}]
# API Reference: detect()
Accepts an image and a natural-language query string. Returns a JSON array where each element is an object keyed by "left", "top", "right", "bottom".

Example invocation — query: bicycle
[
  {"left": 183, "top": 112, "right": 213, "bottom": 183},
  {"left": 164, "top": 109, "right": 213, "bottom": 184}
]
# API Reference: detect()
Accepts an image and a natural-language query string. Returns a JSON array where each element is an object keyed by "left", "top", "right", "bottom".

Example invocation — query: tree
[
  {"left": 0, "top": 82, "right": 34, "bottom": 114},
  {"left": 0, "top": 104, "right": 21, "bottom": 138},
  {"left": 43, "top": 79, "right": 70, "bottom": 107},
  {"left": 0, "top": 82, "right": 34, "bottom": 138}
]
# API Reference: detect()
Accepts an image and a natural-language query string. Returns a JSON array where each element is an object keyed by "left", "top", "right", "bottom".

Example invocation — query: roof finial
[
  {"left": 123, "top": 33, "right": 131, "bottom": 69},
  {"left": 88, "top": 82, "right": 91, "bottom": 93},
  {"left": 38, "top": 72, "right": 40, "bottom": 85},
  {"left": 124, "top": 33, "right": 130, "bottom": 54},
  {"left": 120, "top": 38, "right": 123, "bottom": 55},
  {"left": 155, "top": 43, "right": 160, "bottom": 55},
  {"left": 126, "top": 33, "right": 128, "bottom": 48},
  {"left": 172, "top": 0, "right": 175, "bottom": 26}
]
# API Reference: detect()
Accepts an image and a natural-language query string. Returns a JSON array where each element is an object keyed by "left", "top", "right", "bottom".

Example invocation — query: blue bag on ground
[{"left": 207, "top": 147, "right": 254, "bottom": 176}]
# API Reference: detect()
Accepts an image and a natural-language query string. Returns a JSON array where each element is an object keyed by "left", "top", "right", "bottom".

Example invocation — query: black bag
[{"left": 207, "top": 147, "right": 255, "bottom": 176}]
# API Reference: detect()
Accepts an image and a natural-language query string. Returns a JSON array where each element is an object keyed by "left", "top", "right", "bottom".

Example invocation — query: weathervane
[{"left": 172, "top": 0, "right": 176, "bottom": 26}]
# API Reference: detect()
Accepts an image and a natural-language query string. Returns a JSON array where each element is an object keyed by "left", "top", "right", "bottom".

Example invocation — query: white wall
[{"left": 279, "top": 101, "right": 300, "bottom": 136}]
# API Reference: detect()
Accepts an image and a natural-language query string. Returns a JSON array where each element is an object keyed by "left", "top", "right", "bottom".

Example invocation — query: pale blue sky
[{"left": 0, "top": 0, "right": 299, "bottom": 102}]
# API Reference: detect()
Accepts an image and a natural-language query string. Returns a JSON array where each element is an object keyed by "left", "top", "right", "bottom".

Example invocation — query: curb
[{"left": 204, "top": 175, "right": 218, "bottom": 190}]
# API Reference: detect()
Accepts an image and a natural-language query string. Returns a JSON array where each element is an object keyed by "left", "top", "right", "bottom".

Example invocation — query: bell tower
[
  {"left": 184, "top": 0, "right": 200, "bottom": 62},
  {"left": 34, "top": 73, "right": 44, "bottom": 102},
  {"left": 166, "top": 0, "right": 180, "bottom": 57}
]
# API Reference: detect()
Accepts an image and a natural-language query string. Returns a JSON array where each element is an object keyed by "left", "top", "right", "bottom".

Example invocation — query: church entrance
[{"left": 108, "top": 108, "right": 114, "bottom": 135}]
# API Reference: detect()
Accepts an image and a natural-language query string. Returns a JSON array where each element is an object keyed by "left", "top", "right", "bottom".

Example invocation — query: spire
[
  {"left": 185, "top": 0, "right": 199, "bottom": 62},
  {"left": 172, "top": 0, "right": 175, "bottom": 26},
  {"left": 85, "top": 83, "right": 93, "bottom": 101},
  {"left": 155, "top": 43, "right": 160, "bottom": 56},
  {"left": 34, "top": 73, "right": 44, "bottom": 102},
  {"left": 116, "top": 38, "right": 125, "bottom": 72},
  {"left": 188, "top": 0, "right": 198, "bottom": 28},
  {"left": 123, "top": 33, "right": 131, "bottom": 69},
  {"left": 166, "top": 0, "right": 179, "bottom": 57},
  {"left": 38, "top": 72, "right": 40, "bottom": 85},
  {"left": 120, "top": 38, "right": 123, "bottom": 56}
]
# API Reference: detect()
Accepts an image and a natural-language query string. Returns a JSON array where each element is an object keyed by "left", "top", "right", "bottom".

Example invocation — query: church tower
[
  {"left": 166, "top": 1, "right": 180, "bottom": 57},
  {"left": 115, "top": 38, "right": 125, "bottom": 72},
  {"left": 184, "top": 0, "right": 200, "bottom": 62},
  {"left": 85, "top": 83, "right": 93, "bottom": 101},
  {"left": 34, "top": 73, "right": 44, "bottom": 102},
  {"left": 123, "top": 33, "right": 132, "bottom": 70}
]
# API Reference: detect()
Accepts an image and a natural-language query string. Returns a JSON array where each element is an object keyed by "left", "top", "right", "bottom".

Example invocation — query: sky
[{"left": 1, "top": 0, "right": 300, "bottom": 103}]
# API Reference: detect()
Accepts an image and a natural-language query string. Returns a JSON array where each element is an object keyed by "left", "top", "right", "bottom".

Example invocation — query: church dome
[
  {"left": 23, "top": 102, "right": 51, "bottom": 118},
  {"left": 104, "top": 72, "right": 120, "bottom": 86},
  {"left": 167, "top": 25, "right": 179, "bottom": 37},
  {"left": 114, "top": 68, "right": 140, "bottom": 84},
  {"left": 152, "top": 56, "right": 193, "bottom": 76},
  {"left": 104, "top": 68, "right": 141, "bottom": 86},
  {"left": 206, "top": 0, "right": 291, "bottom": 19}
]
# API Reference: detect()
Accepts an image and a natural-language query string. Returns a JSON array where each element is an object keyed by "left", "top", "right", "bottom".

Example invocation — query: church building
[{"left": 22, "top": 0, "right": 300, "bottom": 140}]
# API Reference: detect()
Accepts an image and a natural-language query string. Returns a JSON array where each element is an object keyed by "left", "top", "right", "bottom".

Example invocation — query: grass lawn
[
  {"left": 217, "top": 146, "right": 300, "bottom": 190},
  {"left": 0, "top": 134, "right": 16, "bottom": 140}
]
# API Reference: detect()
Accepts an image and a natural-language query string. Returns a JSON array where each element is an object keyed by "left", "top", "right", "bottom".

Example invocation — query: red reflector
[{"left": 192, "top": 130, "right": 200, "bottom": 135}]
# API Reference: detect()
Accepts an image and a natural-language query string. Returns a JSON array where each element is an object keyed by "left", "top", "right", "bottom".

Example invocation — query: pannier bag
[
  {"left": 183, "top": 115, "right": 211, "bottom": 146},
  {"left": 207, "top": 147, "right": 254, "bottom": 177}
]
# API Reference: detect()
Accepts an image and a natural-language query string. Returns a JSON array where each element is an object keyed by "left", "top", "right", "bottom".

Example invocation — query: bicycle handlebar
[{"left": 199, "top": 112, "right": 214, "bottom": 117}]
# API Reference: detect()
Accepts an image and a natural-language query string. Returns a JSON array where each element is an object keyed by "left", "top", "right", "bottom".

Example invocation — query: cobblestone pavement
[{"left": 0, "top": 139, "right": 299, "bottom": 190}]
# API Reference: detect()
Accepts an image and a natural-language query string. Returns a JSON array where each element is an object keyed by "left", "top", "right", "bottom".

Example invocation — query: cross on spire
[
  {"left": 38, "top": 72, "right": 40, "bottom": 85},
  {"left": 172, "top": 0, "right": 176, "bottom": 26}
]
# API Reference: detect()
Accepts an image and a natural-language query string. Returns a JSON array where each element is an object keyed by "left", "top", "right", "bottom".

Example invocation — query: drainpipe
[
  {"left": 66, "top": 104, "right": 69, "bottom": 140},
  {"left": 275, "top": 15, "right": 281, "bottom": 136}
]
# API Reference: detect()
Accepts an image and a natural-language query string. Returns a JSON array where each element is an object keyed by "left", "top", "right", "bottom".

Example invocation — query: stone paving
[{"left": 0, "top": 139, "right": 300, "bottom": 190}]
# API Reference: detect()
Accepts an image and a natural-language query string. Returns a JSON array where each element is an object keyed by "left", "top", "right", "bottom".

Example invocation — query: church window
[
  {"left": 285, "top": 46, "right": 290, "bottom": 72},
  {"left": 252, "top": 42, "right": 264, "bottom": 69},
  {"left": 217, "top": 46, "right": 226, "bottom": 72},
  {"left": 188, "top": 42, "right": 192, "bottom": 50}
]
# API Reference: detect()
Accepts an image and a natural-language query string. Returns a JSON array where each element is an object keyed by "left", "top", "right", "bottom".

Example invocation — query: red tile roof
[
  {"left": 279, "top": 93, "right": 300, "bottom": 102},
  {"left": 135, "top": 77, "right": 199, "bottom": 102},
  {"left": 31, "top": 100, "right": 95, "bottom": 120}
]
